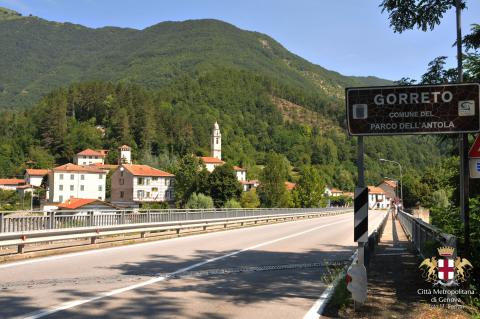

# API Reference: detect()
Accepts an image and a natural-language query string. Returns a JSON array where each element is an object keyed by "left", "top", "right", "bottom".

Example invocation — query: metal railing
[
  {"left": 363, "top": 211, "right": 390, "bottom": 267},
  {"left": 397, "top": 209, "right": 456, "bottom": 258},
  {"left": 0, "top": 207, "right": 345, "bottom": 234}
]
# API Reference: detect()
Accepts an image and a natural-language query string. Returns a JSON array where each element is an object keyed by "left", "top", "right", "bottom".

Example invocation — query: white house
[
  {"left": 74, "top": 149, "right": 107, "bottom": 166},
  {"left": 368, "top": 186, "right": 390, "bottom": 210},
  {"left": 48, "top": 163, "right": 107, "bottom": 203},
  {"left": 25, "top": 169, "right": 49, "bottom": 187},
  {"left": 0, "top": 179, "right": 26, "bottom": 191},
  {"left": 233, "top": 166, "right": 247, "bottom": 182},
  {"left": 241, "top": 180, "right": 259, "bottom": 192},
  {"left": 111, "top": 164, "right": 175, "bottom": 206}
]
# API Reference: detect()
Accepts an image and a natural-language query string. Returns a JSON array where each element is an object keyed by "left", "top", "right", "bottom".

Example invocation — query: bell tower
[{"left": 211, "top": 121, "right": 221, "bottom": 160}]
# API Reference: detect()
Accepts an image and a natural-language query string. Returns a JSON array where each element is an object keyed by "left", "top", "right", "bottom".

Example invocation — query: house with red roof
[
  {"left": 24, "top": 169, "right": 49, "bottom": 187},
  {"left": 111, "top": 164, "right": 175, "bottom": 206},
  {"left": 368, "top": 186, "right": 390, "bottom": 210},
  {"left": 0, "top": 179, "right": 27, "bottom": 191},
  {"left": 377, "top": 179, "right": 398, "bottom": 203},
  {"left": 48, "top": 163, "right": 107, "bottom": 203},
  {"left": 56, "top": 198, "right": 117, "bottom": 211},
  {"left": 74, "top": 149, "right": 107, "bottom": 166}
]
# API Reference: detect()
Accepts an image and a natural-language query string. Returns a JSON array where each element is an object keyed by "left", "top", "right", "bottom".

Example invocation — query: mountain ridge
[{"left": 0, "top": 7, "right": 391, "bottom": 109}]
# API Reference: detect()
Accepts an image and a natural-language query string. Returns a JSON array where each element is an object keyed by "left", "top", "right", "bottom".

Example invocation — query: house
[
  {"left": 48, "top": 164, "right": 107, "bottom": 203},
  {"left": 74, "top": 149, "right": 107, "bottom": 166},
  {"left": 200, "top": 156, "right": 225, "bottom": 173},
  {"left": 368, "top": 186, "right": 390, "bottom": 210},
  {"left": 56, "top": 198, "right": 117, "bottom": 211},
  {"left": 331, "top": 188, "right": 344, "bottom": 197},
  {"left": 0, "top": 179, "right": 26, "bottom": 191},
  {"left": 285, "top": 182, "right": 296, "bottom": 191},
  {"left": 234, "top": 166, "right": 247, "bottom": 182},
  {"left": 241, "top": 180, "right": 259, "bottom": 192},
  {"left": 377, "top": 179, "right": 398, "bottom": 203},
  {"left": 111, "top": 164, "right": 175, "bottom": 207},
  {"left": 24, "top": 169, "right": 49, "bottom": 187}
]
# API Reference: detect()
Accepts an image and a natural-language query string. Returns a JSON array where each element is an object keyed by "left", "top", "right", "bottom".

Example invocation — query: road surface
[{"left": 0, "top": 211, "right": 387, "bottom": 319}]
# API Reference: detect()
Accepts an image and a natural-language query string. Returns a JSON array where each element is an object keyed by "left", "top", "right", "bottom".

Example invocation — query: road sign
[
  {"left": 469, "top": 158, "right": 480, "bottom": 179},
  {"left": 469, "top": 134, "right": 480, "bottom": 158},
  {"left": 346, "top": 83, "right": 480, "bottom": 136},
  {"left": 354, "top": 187, "right": 368, "bottom": 243},
  {"left": 346, "top": 263, "right": 367, "bottom": 304}
]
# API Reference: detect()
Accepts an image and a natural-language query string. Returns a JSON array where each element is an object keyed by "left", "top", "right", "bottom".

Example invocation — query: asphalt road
[{"left": 0, "top": 211, "right": 387, "bottom": 319}]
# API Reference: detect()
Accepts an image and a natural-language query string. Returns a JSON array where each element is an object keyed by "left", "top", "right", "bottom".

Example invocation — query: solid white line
[
  {"left": 16, "top": 218, "right": 351, "bottom": 319},
  {"left": 0, "top": 212, "right": 353, "bottom": 270}
]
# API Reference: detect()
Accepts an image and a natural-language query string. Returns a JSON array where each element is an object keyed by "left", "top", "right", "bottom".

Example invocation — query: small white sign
[
  {"left": 469, "top": 159, "right": 480, "bottom": 178},
  {"left": 353, "top": 104, "right": 368, "bottom": 119},
  {"left": 458, "top": 100, "right": 475, "bottom": 116}
]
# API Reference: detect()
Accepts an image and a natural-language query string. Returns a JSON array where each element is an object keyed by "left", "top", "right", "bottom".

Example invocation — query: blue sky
[{"left": 1, "top": 0, "right": 479, "bottom": 81}]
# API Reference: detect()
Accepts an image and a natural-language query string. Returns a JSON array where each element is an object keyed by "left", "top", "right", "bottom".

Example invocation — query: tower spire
[{"left": 211, "top": 121, "right": 221, "bottom": 160}]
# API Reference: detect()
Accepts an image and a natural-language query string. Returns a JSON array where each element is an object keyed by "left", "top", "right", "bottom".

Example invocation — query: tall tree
[
  {"left": 257, "top": 152, "right": 290, "bottom": 207},
  {"left": 293, "top": 166, "right": 325, "bottom": 208},
  {"left": 172, "top": 154, "right": 203, "bottom": 207},
  {"left": 208, "top": 164, "right": 242, "bottom": 207}
]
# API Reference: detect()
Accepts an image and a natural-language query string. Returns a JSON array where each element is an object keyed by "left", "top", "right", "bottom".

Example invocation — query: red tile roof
[
  {"left": 331, "top": 188, "right": 343, "bottom": 193},
  {"left": 25, "top": 169, "right": 49, "bottom": 176},
  {"left": 368, "top": 186, "right": 386, "bottom": 195},
  {"left": 233, "top": 166, "right": 246, "bottom": 171},
  {"left": 285, "top": 181, "right": 296, "bottom": 191},
  {"left": 57, "top": 198, "right": 109, "bottom": 210},
  {"left": 200, "top": 157, "right": 225, "bottom": 164},
  {"left": 53, "top": 163, "right": 104, "bottom": 173},
  {"left": 91, "top": 163, "right": 118, "bottom": 170},
  {"left": 0, "top": 179, "right": 25, "bottom": 185},
  {"left": 76, "top": 149, "right": 106, "bottom": 157},
  {"left": 383, "top": 180, "right": 398, "bottom": 188},
  {"left": 122, "top": 164, "right": 174, "bottom": 177}
]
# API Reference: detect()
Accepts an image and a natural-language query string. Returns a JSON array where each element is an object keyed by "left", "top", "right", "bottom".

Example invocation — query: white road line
[
  {"left": 15, "top": 218, "right": 351, "bottom": 319},
  {"left": 0, "top": 213, "right": 352, "bottom": 270}
]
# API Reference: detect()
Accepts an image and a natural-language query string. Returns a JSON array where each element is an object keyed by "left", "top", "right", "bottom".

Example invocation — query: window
[
  {"left": 120, "top": 191, "right": 124, "bottom": 198},
  {"left": 59, "top": 185, "right": 63, "bottom": 191},
  {"left": 99, "top": 174, "right": 103, "bottom": 179},
  {"left": 98, "top": 197, "right": 102, "bottom": 200},
  {"left": 80, "top": 185, "right": 84, "bottom": 191},
  {"left": 70, "top": 174, "right": 74, "bottom": 180},
  {"left": 152, "top": 187, "right": 158, "bottom": 192},
  {"left": 152, "top": 177, "right": 158, "bottom": 182},
  {"left": 98, "top": 185, "right": 103, "bottom": 191},
  {"left": 216, "top": 138, "right": 219, "bottom": 144},
  {"left": 82, "top": 162, "right": 87, "bottom": 165},
  {"left": 59, "top": 174, "right": 64, "bottom": 180},
  {"left": 59, "top": 195, "right": 63, "bottom": 202},
  {"left": 146, "top": 192, "right": 150, "bottom": 198},
  {"left": 146, "top": 178, "right": 150, "bottom": 186},
  {"left": 89, "top": 156, "right": 92, "bottom": 159},
  {"left": 137, "top": 177, "right": 144, "bottom": 185},
  {"left": 119, "top": 178, "right": 124, "bottom": 185},
  {"left": 95, "top": 156, "right": 98, "bottom": 159},
  {"left": 120, "top": 171, "right": 124, "bottom": 177},
  {"left": 81, "top": 175, "right": 85, "bottom": 180},
  {"left": 137, "top": 190, "right": 144, "bottom": 199},
  {"left": 70, "top": 185, "right": 74, "bottom": 191},
  {"left": 165, "top": 179, "right": 168, "bottom": 186}
]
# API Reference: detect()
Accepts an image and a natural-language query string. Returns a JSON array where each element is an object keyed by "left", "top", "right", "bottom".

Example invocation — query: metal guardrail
[
  {"left": 0, "top": 209, "right": 352, "bottom": 254},
  {"left": 0, "top": 207, "right": 344, "bottom": 234},
  {"left": 363, "top": 211, "right": 390, "bottom": 268},
  {"left": 397, "top": 209, "right": 456, "bottom": 258}
]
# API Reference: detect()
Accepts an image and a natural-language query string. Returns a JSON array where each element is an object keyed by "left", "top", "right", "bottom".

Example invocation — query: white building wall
[
  {"left": 236, "top": 170, "right": 246, "bottom": 182},
  {"left": 132, "top": 176, "right": 174, "bottom": 202},
  {"left": 49, "top": 171, "right": 106, "bottom": 203},
  {"left": 74, "top": 155, "right": 104, "bottom": 166},
  {"left": 205, "top": 163, "right": 222, "bottom": 173},
  {"left": 368, "top": 194, "right": 389, "bottom": 210},
  {"left": 26, "top": 175, "right": 44, "bottom": 187}
]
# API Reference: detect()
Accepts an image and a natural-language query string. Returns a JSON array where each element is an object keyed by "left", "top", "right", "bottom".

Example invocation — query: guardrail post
[
  {"left": 49, "top": 212, "right": 55, "bottom": 229},
  {"left": 121, "top": 211, "right": 125, "bottom": 225},
  {"left": 88, "top": 211, "right": 94, "bottom": 227},
  {"left": 147, "top": 211, "right": 151, "bottom": 223},
  {"left": 0, "top": 213, "right": 3, "bottom": 233}
]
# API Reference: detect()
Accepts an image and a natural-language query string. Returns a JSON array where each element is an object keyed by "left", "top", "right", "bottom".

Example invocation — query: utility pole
[{"left": 456, "top": 0, "right": 470, "bottom": 258}]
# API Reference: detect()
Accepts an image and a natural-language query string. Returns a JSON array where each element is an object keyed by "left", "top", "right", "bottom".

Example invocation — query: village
[{"left": 0, "top": 122, "right": 398, "bottom": 212}]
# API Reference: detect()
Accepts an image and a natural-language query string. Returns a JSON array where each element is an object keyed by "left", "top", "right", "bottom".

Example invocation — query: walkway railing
[
  {"left": 0, "top": 207, "right": 345, "bottom": 234},
  {"left": 397, "top": 209, "right": 456, "bottom": 258}
]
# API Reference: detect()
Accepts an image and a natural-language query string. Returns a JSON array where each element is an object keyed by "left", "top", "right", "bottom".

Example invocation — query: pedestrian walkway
[{"left": 322, "top": 212, "right": 470, "bottom": 318}]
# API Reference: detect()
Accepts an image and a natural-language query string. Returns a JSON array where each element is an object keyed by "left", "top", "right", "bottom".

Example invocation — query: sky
[{"left": 1, "top": 0, "right": 479, "bottom": 81}]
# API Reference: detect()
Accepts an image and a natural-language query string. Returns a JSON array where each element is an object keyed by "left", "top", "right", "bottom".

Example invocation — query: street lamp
[{"left": 379, "top": 159, "right": 403, "bottom": 208}]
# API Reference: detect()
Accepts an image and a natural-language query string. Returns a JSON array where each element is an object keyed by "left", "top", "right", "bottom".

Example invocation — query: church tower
[{"left": 211, "top": 121, "right": 222, "bottom": 160}]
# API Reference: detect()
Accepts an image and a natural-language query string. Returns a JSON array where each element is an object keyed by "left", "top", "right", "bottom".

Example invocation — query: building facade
[
  {"left": 111, "top": 164, "right": 175, "bottom": 206},
  {"left": 368, "top": 186, "right": 390, "bottom": 210},
  {"left": 48, "top": 164, "right": 107, "bottom": 203},
  {"left": 74, "top": 149, "right": 106, "bottom": 166},
  {"left": 25, "top": 169, "right": 49, "bottom": 187}
]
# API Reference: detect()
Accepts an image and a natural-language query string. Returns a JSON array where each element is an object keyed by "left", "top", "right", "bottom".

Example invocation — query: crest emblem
[{"left": 419, "top": 246, "right": 473, "bottom": 287}]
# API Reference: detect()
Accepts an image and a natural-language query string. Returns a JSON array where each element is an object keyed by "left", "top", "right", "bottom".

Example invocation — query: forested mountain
[
  {"left": 0, "top": 7, "right": 390, "bottom": 109},
  {"left": 0, "top": 7, "right": 445, "bottom": 190}
]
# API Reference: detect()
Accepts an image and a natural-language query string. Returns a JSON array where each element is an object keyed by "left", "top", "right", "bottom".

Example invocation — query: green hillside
[{"left": 0, "top": 8, "right": 390, "bottom": 109}]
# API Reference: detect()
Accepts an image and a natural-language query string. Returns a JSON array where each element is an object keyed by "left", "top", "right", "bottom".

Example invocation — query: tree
[
  {"left": 224, "top": 199, "right": 242, "bottom": 208},
  {"left": 172, "top": 154, "right": 203, "bottom": 207},
  {"left": 185, "top": 193, "right": 214, "bottom": 209},
  {"left": 257, "top": 152, "right": 290, "bottom": 207},
  {"left": 240, "top": 189, "right": 261, "bottom": 208},
  {"left": 292, "top": 166, "right": 325, "bottom": 208},
  {"left": 207, "top": 164, "right": 242, "bottom": 207}
]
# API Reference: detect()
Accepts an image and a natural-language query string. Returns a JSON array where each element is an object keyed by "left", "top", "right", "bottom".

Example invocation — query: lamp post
[{"left": 379, "top": 159, "right": 403, "bottom": 209}]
